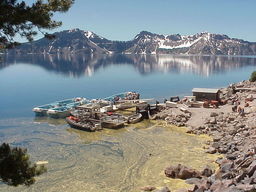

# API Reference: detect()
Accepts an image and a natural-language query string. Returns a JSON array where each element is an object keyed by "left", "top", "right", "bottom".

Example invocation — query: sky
[{"left": 27, "top": 0, "right": 256, "bottom": 42}]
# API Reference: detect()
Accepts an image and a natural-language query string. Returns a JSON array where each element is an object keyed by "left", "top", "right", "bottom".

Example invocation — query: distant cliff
[{"left": 8, "top": 29, "right": 256, "bottom": 55}]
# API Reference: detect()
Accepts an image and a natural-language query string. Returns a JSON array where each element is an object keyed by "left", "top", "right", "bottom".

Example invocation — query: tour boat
[
  {"left": 47, "top": 100, "right": 88, "bottom": 118},
  {"left": 33, "top": 97, "right": 87, "bottom": 117}
]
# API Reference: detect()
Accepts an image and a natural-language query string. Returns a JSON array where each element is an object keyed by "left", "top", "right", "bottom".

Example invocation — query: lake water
[
  {"left": 1, "top": 54, "right": 256, "bottom": 118},
  {"left": 0, "top": 54, "right": 256, "bottom": 191}
]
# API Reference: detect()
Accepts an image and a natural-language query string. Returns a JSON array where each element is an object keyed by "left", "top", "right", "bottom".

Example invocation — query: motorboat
[{"left": 33, "top": 97, "right": 87, "bottom": 117}]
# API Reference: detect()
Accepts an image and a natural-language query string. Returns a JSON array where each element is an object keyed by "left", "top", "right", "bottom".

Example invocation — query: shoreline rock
[{"left": 149, "top": 80, "right": 256, "bottom": 192}]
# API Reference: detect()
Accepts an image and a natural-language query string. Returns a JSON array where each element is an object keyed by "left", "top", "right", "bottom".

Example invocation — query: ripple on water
[{"left": 0, "top": 118, "right": 220, "bottom": 192}]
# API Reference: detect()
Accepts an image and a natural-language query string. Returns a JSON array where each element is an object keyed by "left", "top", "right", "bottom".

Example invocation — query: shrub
[{"left": 250, "top": 71, "right": 256, "bottom": 82}]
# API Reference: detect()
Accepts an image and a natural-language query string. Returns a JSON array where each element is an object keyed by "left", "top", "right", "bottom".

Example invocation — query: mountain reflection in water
[{"left": 2, "top": 54, "right": 256, "bottom": 77}]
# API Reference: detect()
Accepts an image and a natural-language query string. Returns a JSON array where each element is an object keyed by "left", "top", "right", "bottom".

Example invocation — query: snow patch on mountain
[
  {"left": 158, "top": 37, "right": 202, "bottom": 49},
  {"left": 84, "top": 31, "right": 93, "bottom": 38}
]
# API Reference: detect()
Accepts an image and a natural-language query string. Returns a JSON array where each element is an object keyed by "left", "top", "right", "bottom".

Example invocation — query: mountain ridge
[{"left": 8, "top": 29, "right": 256, "bottom": 55}]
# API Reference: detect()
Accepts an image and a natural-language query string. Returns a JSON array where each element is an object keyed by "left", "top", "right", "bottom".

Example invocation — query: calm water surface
[
  {"left": 0, "top": 54, "right": 255, "bottom": 191},
  {"left": 1, "top": 54, "right": 256, "bottom": 118}
]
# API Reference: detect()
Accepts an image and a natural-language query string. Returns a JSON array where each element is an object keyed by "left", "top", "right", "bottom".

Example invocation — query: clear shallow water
[
  {"left": 0, "top": 118, "right": 219, "bottom": 192},
  {"left": 0, "top": 54, "right": 255, "bottom": 191}
]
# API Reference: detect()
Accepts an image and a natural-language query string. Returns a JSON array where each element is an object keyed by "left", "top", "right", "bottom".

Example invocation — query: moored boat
[
  {"left": 33, "top": 104, "right": 59, "bottom": 116},
  {"left": 66, "top": 116, "right": 102, "bottom": 132},
  {"left": 47, "top": 106, "right": 73, "bottom": 118},
  {"left": 115, "top": 99, "right": 147, "bottom": 110},
  {"left": 71, "top": 103, "right": 107, "bottom": 119},
  {"left": 127, "top": 113, "right": 143, "bottom": 124},
  {"left": 103, "top": 92, "right": 140, "bottom": 102},
  {"left": 33, "top": 97, "right": 87, "bottom": 117},
  {"left": 101, "top": 114, "right": 127, "bottom": 129},
  {"left": 101, "top": 120, "right": 125, "bottom": 129}
]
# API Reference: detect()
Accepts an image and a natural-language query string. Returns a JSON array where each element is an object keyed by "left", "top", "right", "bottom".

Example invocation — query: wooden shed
[{"left": 192, "top": 88, "right": 220, "bottom": 101}]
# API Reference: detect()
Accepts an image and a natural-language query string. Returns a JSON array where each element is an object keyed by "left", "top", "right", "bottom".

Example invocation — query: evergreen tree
[
  {"left": 0, "top": 0, "right": 74, "bottom": 48},
  {"left": 0, "top": 143, "right": 47, "bottom": 186}
]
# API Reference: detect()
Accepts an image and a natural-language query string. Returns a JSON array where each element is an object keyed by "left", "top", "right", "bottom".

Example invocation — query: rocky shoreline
[{"left": 141, "top": 80, "right": 256, "bottom": 192}]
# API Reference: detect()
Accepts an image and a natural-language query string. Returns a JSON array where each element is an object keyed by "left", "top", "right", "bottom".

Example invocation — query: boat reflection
[{"left": 1, "top": 53, "right": 256, "bottom": 77}]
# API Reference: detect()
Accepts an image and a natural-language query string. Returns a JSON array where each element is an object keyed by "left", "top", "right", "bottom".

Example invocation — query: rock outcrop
[{"left": 168, "top": 80, "right": 256, "bottom": 192}]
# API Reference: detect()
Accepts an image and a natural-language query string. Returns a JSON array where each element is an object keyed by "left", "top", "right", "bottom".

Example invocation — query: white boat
[{"left": 33, "top": 97, "right": 87, "bottom": 117}]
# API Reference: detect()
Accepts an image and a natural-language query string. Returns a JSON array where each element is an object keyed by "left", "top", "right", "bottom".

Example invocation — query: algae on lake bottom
[{"left": 0, "top": 118, "right": 220, "bottom": 192}]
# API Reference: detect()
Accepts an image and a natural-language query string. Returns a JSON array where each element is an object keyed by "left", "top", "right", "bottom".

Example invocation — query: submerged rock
[{"left": 165, "top": 164, "right": 201, "bottom": 179}]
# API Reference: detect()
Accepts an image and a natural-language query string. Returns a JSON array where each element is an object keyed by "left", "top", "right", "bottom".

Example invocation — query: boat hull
[
  {"left": 33, "top": 110, "right": 48, "bottom": 116},
  {"left": 127, "top": 113, "right": 143, "bottom": 124},
  {"left": 33, "top": 107, "right": 49, "bottom": 116},
  {"left": 101, "top": 121, "right": 125, "bottom": 129},
  {"left": 47, "top": 110, "right": 71, "bottom": 119},
  {"left": 66, "top": 117, "right": 101, "bottom": 132}
]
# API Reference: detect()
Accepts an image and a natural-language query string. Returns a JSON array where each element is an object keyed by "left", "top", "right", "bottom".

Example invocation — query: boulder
[
  {"left": 235, "top": 172, "right": 247, "bottom": 183},
  {"left": 221, "top": 172, "right": 234, "bottom": 179},
  {"left": 201, "top": 165, "right": 214, "bottom": 177},
  {"left": 246, "top": 160, "right": 256, "bottom": 177},
  {"left": 239, "top": 158, "right": 254, "bottom": 169},
  {"left": 226, "top": 154, "right": 237, "bottom": 160},
  {"left": 210, "top": 179, "right": 234, "bottom": 192},
  {"left": 228, "top": 127, "right": 237, "bottom": 135},
  {"left": 193, "top": 178, "right": 211, "bottom": 191},
  {"left": 212, "top": 142, "right": 220, "bottom": 149},
  {"left": 185, "top": 178, "right": 201, "bottom": 185},
  {"left": 210, "top": 112, "right": 219, "bottom": 117},
  {"left": 197, "top": 125, "right": 205, "bottom": 130},
  {"left": 236, "top": 184, "right": 255, "bottom": 192},
  {"left": 165, "top": 164, "right": 201, "bottom": 180},
  {"left": 251, "top": 171, "right": 256, "bottom": 184},
  {"left": 213, "top": 135, "right": 222, "bottom": 142},
  {"left": 218, "top": 147, "right": 228, "bottom": 154},
  {"left": 206, "top": 147, "right": 217, "bottom": 154},
  {"left": 177, "top": 166, "right": 201, "bottom": 179},
  {"left": 210, "top": 117, "right": 217, "bottom": 124},
  {"left": 220, "top": 161, "right": 233, "bottom": 173},
  {"left": 228, "top": 116, "right": 235, "bottom": 121},
  {"left": 186, "top": 127, "right": 194, "bottom": 134},
  {"left": 165, "top": 165, "right": 178, "bottom": 178}
]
